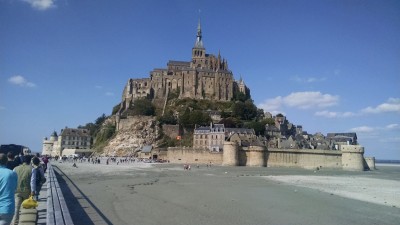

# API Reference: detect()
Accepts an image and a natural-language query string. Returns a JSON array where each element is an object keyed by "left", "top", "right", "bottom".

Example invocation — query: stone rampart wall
[
  {"left": 165, "top": 145, "right": 373, "bottom": 171},
  {"left": 267, "top": 148, "right": 342, "bottom": 169},
  {"left": 167, "top": 147, "right": 223, "bottom": 164}
]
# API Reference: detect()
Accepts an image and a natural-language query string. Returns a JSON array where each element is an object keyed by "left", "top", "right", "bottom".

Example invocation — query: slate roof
[
  {"left": 141, "top": 145, "right": 153, "bottom": 153},
  {"left": 60, "top": 128, "right": 90, "bottom": 137}
]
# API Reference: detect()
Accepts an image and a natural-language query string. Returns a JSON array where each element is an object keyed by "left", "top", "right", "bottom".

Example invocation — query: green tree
[
  {"left": 158, "top": 110, "right": 177, "bottom": 125},
  {"left": 180, "top": 109, "right": 211, "bottom": 129},
  {"left": 232, "top": 100, "right": 257, "bottom": 120},
  {"left": 219, "top": 117, "right": 243, "bottom": 128},
  {"left": 244, "top": 121, "right": 265, "bottom": 136},
  {"left": 131, "top": 98, "right": 155, "bottom": 116}
]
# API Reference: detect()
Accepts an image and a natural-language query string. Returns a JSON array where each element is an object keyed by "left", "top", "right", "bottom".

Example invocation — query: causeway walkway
[{"left": 18, "top": 164, "right": 66, "bottom": 225}]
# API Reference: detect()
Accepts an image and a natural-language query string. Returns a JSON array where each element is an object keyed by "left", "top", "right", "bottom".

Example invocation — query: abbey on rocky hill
[{"left": 120, "top": 20, "right": 250, "bottom": 111}]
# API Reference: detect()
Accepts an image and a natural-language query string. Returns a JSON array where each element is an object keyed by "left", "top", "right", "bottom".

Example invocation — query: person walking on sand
[
  {"left": 0, "top": 153, "right": 18, "bottom": 225},
  {"left": 11, "top": 155, "right": 32, "bottom": 225}
]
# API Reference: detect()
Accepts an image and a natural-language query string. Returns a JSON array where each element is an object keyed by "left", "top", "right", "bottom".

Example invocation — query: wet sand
[{"left": 53, "top": 161, "right": 400, "bottom": 225}]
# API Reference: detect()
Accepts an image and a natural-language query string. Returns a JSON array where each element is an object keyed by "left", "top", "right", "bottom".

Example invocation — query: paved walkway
[{"left": 36, "top": 170, "right": 49, "bottom": 225}]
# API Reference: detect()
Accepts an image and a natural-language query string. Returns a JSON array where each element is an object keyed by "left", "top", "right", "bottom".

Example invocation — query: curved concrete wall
[
  {"left": 341, "top": 145, "right": 365, "bottom": 171},
  {"left": 267, "top": 148, "right": 342, "bottom": 169},
  {"left": 364, "top": 157, "right": 376, "bottom": 170},
  {"left": 245, "top": 146, "right": 266, "bottom": 167},
  {"left": 223, "top": 141, "right": 239, "bottom": 166}
]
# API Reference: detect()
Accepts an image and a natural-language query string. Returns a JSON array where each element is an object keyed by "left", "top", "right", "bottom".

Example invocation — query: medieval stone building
[{"left": 120, "top": 20, "right": 249, "bottom": 111}]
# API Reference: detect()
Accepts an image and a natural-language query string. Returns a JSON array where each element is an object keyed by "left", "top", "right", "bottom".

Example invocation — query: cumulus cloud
[
  {"left": 21, "top": 0, "right": 56, "bottom": 10},
  {"left": 290, "top": 75, "right": 326, "bottom": 83},
  {"left": 284, "top": 92, "right": 339, "bottom": 109},
  {"left": 315, "top": 110, "right": 356, "bottom": 118},
  {"left": 349, "top": 126, "right": 374, "bottom": 133},
  {"left": 361, "top": 98, "right": 400, "bottom": 114},
  {"left": 258, "top": 91, "right": 339, "bottom": 114},
  {"left": 386, "top": 124, "right": 400, "bottom": 130},
  {"left": 8, "top": 75, "right": 36, "bottom": 87}
]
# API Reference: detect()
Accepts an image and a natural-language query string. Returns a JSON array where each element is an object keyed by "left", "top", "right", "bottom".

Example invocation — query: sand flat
[
  {"left": 53, "top": 161, "right": 400, "bottom": 225},
  {"left": 264, "top": 175, "right": 400, "bottom": 208}
]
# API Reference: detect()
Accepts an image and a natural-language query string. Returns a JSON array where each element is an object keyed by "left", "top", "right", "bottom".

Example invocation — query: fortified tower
[
  {"left": 222, "top": 141, "right": 239, "bottom": 166},
  {"left": 341, "top": 145, "right": 365, "bottom": 171},
  {"left": 42, "top": 131, "right": 57, "bottom": 156},
  {"left": 245, "top": 146, "right": 266, "bottom": 167}
]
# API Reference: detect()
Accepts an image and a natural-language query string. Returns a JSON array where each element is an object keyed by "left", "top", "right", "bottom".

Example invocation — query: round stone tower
[
  {"left": 42, "top": 137, "right": 53, "bottom": 156},
  {"left": 223, "top": 141, "right": 239, "bottom": 166},
  {"left": 42, "top": 131, "right": 58, "bottom": 156},
  {"left": 341, "top": 145, "right": 365, "bottom": 171},
  {"left": 247, "top": 146, "right": 266, "bottom": 167}
]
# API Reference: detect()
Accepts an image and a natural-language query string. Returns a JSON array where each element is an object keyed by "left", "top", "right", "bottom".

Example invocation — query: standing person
[
  {"left": 11, "top": 155, "right": 32, "bottom": 225},
  {"left": 41, "top": 155, "right": 49, "bottom": 173},
  {"left": 6, "top": 152, "right": 18, "bottom": 171},
  {"left": 0, "top": 153, "right": 18, "bottom": 225},
  {"left": 13, "top": 152, "right": 23, "bottom": 167},
  {"left": 31, "top": 157, "right": 45, "bottom": 201}
]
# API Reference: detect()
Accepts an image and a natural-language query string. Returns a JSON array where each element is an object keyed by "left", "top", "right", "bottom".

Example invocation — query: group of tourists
[{"left": 0, "top": 152, "right": 48, "bottom": 225}]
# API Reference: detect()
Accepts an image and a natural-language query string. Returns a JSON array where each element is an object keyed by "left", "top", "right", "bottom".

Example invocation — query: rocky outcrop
[{"left": 102, "top": 116, "right": 160, "bottom": 156}]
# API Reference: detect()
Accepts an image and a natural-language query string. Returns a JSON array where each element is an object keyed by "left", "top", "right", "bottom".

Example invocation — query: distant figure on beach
[{"left": 0, "top": 153, "right": 18, "bottom": 225}]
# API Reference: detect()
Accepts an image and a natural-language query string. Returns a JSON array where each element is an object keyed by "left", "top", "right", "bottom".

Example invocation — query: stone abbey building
[{"left": 121, "top": 20, "right": 249, "bottom": 110}]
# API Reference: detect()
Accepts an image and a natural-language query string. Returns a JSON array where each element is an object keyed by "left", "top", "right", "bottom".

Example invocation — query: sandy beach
[{"left": 53, "top": 160, "right": 400, "bottom": 225}]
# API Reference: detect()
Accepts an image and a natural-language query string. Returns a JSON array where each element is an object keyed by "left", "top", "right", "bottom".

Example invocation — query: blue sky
[{"left": 1, "top": 0, "right": 399, "bottom": 160}]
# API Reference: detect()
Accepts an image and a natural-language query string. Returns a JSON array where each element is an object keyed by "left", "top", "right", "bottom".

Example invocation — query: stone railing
[{"left": 46, "top": 164, "right": 74, "bottom": 225}]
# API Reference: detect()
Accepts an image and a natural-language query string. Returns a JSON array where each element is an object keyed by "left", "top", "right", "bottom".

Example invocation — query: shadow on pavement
[{"left": 53, "top": 165, "right": 113, "bottom": 225}]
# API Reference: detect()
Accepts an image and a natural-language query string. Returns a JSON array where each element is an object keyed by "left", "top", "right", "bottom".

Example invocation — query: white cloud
[
  {"left": 290, "top": 75, "right": 326, "bottom": 83},
  {"left": 315, "top": 110, "right": 356, "bottom": 118},
  {"left": 8, "top": 75, "right": 36, "bottom": 87},
  {"left": 258, "top": 91, "right": 339, "bottom": 113},
  {"left": 105, "top": 92, "right": 114, "bottom": 96},
  {"left": 21, "top": 0, "right": 56, "bottom": 10},
  {"left": 284, "top": 92, "right": 339, "bottom": 109},
  {"left": 349, "top": 126, "right": 374, "bottom": 133},
  {"left": 386, "top": 124, "right": 400, "bottom": 130},
  {"left": 361, "top": 98, "right": 400, "bottom": 114}
]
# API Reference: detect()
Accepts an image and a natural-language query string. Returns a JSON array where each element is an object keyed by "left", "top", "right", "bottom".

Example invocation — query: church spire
[{"left": 194, "top": 19, "right": 204, "bottom": 48}]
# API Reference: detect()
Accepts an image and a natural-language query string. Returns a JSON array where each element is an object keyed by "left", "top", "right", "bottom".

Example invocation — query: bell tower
[{"left": 192, "top": 19, "right": 206, "bottom": 68}]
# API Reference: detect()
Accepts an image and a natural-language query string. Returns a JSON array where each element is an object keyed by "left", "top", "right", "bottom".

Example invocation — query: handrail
[{"left": 46, "top": 164, "right": 74, "bottom": 225}]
